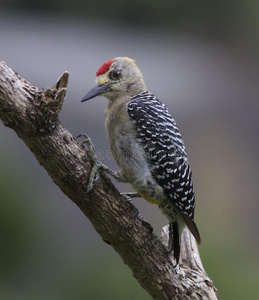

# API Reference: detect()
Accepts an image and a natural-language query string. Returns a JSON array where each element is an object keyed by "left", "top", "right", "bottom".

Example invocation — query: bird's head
[{"left": 81, "top": 57, "right": 146, "bottom": 102}]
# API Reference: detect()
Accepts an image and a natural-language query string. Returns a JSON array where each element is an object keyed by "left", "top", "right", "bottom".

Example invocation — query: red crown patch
[{"left": 96, "top": 59, "right": 114, "bottom": 77}]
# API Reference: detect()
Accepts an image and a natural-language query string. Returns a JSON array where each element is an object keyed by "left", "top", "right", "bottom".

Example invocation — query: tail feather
[
  {"left": 169, "top": 222, "right": 180, "bottom": 264},
  {"left": 181, "top": 214, "right": 201, "bottom": 245},
  {"left": 168, "top": 215, "right": 201, "bottom": 265}
]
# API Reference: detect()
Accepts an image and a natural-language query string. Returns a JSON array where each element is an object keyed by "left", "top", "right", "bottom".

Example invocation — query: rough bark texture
[{"left": 0, "top": 62, "right": 218, "bottom": 300}]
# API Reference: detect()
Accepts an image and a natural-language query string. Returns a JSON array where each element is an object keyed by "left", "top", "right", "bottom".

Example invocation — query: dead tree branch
[{"left": 0, "top": 62, "right": 218, "bottom": 300}]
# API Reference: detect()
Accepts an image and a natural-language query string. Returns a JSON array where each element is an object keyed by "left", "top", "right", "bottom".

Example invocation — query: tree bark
[{"left": 0, "top": 62, "right": 218, "bottom": 300}]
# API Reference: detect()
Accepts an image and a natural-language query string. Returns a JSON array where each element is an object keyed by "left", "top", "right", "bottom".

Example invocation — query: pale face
[{"left": 82, "top": 57, "right": 146, "bottom": 102}]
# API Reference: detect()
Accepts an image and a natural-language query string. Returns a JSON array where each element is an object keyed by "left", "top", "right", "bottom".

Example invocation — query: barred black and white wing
[{"left": 127, "top": 91, "right": 201, "bottom": 247}]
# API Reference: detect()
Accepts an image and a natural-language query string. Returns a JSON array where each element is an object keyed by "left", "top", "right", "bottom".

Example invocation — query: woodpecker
[{"left": 81, "top": 57, "right": 201, "bottom": 264}]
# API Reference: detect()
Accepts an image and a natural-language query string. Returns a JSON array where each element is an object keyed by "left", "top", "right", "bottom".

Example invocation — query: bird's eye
[{"left": 109, "top": 70, "right": 122, "bottom": 81}]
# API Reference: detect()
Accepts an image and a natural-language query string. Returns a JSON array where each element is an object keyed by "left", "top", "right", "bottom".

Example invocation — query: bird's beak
[{"left": 81, "top": 82, "right": 111, "bottom": 102}]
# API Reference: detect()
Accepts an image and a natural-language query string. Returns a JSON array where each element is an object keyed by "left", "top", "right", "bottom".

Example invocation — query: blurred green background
[{"left": 1, "top": 1, "right": 259, "bottom": 299}]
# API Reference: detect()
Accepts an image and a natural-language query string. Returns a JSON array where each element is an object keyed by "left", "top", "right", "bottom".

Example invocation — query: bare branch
[{"left": 0, "top": 62, "right": 218, "bottom": 300}]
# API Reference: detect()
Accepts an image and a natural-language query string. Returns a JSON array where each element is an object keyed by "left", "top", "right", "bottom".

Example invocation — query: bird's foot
[
  {"left": 120, "top": 192, "right": 140, "bottom": 218},
  {"left": 77, "top": 133, "right": 103, "bottom": 193},
  {"left": 120, "top": 192, "right": 140, "bottom": 202},
  {"left": 77, "top": 133, "right": 127, "bottom": 193}
]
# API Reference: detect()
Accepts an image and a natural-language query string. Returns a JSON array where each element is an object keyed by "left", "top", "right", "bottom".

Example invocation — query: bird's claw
[
  {"left": 77, "top": 133, "right": 96, "bottom": 157},
  {"left": 120, "top": 193, "right": 140, "bottom": 218},
  {"left": 131, "top": 208, "right": 139, "bottom": 218},
  {"left": 77, "top": 133, "right": 102, "bottom": 193}
]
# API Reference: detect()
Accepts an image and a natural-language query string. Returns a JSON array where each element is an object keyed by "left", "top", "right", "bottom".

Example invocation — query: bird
[{"left": 80, "top": 57, "right": 201, "bottom": 264}]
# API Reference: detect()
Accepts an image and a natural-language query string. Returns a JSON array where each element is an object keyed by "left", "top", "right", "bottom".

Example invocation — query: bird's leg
[
  {"left": 120, "top": 192, "right": 141, "bottom": 202},
  {"left": 77, "top": 134, "right": 127, "bottom": 193}
]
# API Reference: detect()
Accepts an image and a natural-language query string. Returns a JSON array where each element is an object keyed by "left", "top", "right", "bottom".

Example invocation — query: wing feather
[{"left": 128, "top": 92, "right": 195, "bottom": 220}]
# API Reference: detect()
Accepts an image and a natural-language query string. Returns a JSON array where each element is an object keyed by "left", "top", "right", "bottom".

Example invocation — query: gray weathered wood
[{"left": 0, "top": 62, "right": 218, "bottom": 300}]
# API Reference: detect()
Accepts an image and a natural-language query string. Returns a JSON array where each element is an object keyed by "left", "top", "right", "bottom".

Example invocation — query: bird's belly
[
  {"left": 118, "top": 150, "right": 165, "bottom": 205},
  {"left": 109, "top": 124, "right": 166, "bottom": 204},
  {"left": 130, "top": 173, "right": 165, "bottom": 205}
]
